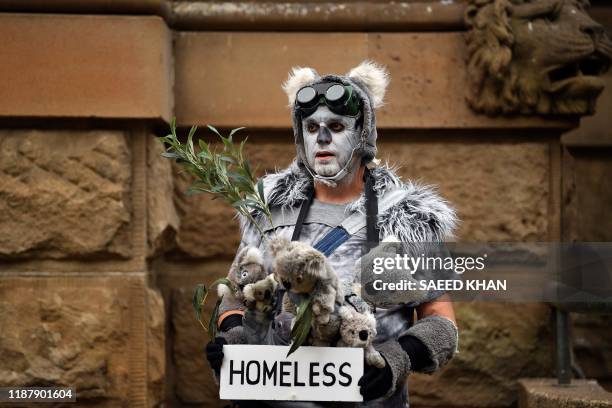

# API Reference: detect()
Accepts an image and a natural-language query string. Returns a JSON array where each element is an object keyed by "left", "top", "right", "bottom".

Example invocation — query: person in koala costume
[{"left": 205, "top": 61, "right": 459, "bottom": 407}]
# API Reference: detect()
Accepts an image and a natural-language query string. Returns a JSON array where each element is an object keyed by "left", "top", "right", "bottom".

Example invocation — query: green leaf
[
  {"left": 192, "top": 284, "right": 208, "bottom": 322},
  {"left": 187, "top": 125, "right": 198, "bottom": 156},
  {"left": 209, "top": 295, "right": 224, "bottom": 338},
  {"left": 219, "top": 135, "right": 233, "bottom": 151},
  {"left": 185, "top": 187, "right": 205, "bottom": 196},
  {"left": 229, "top": 127, "right": 246, "bottom": 140},
  {"left": 207, "top": 124, "right": 221, "bottom": 137},
  {"left": 257, "top": 178, "right": 265, "bottom": 202},
  {"left": 171, "top": 116, "right": 177, "bottom": 135},
  {"left": 158, "top": 121, "right": 272, "bottom": 240},
  {"left": 243, "top": 160, "right": 253, "bottom": 181},
  {"left": 219, "top": 156, "right": 237, "bottom": 164},
  {"left": 161, "top": 151, "right": 179, "bottom": 158},
  {"left": 287, "top": 297, "right": 313, "bottom": 357}
]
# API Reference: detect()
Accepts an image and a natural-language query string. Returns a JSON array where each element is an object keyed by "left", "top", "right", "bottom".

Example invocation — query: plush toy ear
[
  {"left": 282, "top": 66, "right": 320, "bottom": 107},
  {"left": 242, "top": 283, "right": 254, "bottom": 301},
  {"left": 267, "top": 236, "right": 291, "bottom": 258},
  {"left": 365, "top": 312, "right": 377, "bottom": 329},
  {"left": 218, "top": 283, "right": 234, "bottom": 298},
  {"left": 266, "top": 274, "right": 279, "bottom": 290},
  {"left": 239, "top": 246, "right": 264, "bottom": 266},
  {"left": 303, "top": 249, "right": 326, "bottom": 279},
  {"left": 347, "top": 60, "right": 390, "bottom": 109},
  {"left": 339, "top": 306, "right": 352, "bottom": 320}
]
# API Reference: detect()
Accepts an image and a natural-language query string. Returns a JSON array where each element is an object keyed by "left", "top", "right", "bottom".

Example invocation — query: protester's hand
[
  {"left": 205, "top": 337, "right": 227, "bottom": 376},
  {"left": 358, "top": 359, "right": 393, "bottom": 401}
]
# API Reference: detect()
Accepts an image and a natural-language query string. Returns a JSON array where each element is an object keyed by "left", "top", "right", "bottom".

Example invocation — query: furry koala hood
[{"left": 282, "top": 60, "right": 389, "bottom": 167}]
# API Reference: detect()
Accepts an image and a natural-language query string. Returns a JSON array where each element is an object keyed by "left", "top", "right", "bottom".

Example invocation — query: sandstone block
[
  {"left": 563, "top": 150, "right": 612, "bottom": 242},
  {"left": 518, "top": 378, "right": 612, "bottom": 408},
  {"left": 0, "top": 14, "right": 172, "bottom": 121},
  {"left": 0, "top": 276, "right": 154, "bottom": 406},
  {"left": 0, "top": 130, "right": 131, "bottom": 259},
  {"left": 147, "top": 287, "right": 166, "bottom": 408},
  {"left": 148, "top": 135, "right": 180, "bottom": 258},
  {"left": 171, "top": 286, "right": 226, "bottom": 406},
  {"left": 377, "top": 139, "right": 551, "bottom": 241},
  {"left": 572, "top": 313, "right": 612, "bottom": 383}
]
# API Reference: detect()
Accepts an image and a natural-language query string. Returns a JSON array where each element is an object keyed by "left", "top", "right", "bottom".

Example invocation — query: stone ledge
[{"left": 519, "top": 378, "right": 612, "bottom": 408}]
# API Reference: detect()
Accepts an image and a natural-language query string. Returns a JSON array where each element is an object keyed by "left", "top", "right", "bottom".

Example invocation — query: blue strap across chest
[{"left": 313, "top": 226, "right": 351, "bottom": 256}]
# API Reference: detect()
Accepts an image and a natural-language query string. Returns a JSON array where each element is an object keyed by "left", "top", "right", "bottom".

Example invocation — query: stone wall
[
  {"left": 0, "top": 2, "right": 610, "bottom": 407},
  {"left": 0, "top": 13, "right": 172, "bottom": 407}
]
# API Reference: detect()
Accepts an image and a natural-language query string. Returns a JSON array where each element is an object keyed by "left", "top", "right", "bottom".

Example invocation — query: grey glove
[
  {"left": 398, "top": 315, "right": 458, "bottom": 373},
  {"left": 206, "top": 315, "right": 247, "bottom": 383},
  {"left": 371, "top": 340, "right": 412, "bottom": 400},
  {"left": 367, "top": 315, "right": 458, "bottom": 399}
]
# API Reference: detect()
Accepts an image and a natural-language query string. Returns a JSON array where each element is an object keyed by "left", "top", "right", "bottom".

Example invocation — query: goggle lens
[
  {"left": 325, "top": 84, "right": 346, "bottom": 103},
  {"left": 295, "top": 82, "right": 360, "bottom": 117},
  {"left": 296, "top": 86, "right": 317, "bottom": 106}
]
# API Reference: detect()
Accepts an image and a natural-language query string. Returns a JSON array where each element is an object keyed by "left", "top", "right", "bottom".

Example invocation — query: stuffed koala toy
[
  {"left": 310, "top": 308, "right": 342, "bottom": 346},
  {"left": 338, "top": 306, "right": 385, "bottom": 368},
  {"left": 218, "top": 246, "right": 267, "bottom": 304},
  {"left": 268, "top": 236, "right": 343, "bottom": 324},
  {"left": 243, "top": 274, "right": 278, "bottom": 314}
]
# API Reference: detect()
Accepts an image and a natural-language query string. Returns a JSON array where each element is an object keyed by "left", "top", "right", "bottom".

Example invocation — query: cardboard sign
[{"left": 219, "top": 345, "right": 364, "bottom": 402}]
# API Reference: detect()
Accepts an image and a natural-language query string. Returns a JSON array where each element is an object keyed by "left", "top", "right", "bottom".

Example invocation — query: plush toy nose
[
  {"left": 264, "top": 289, "right": 271, "bottom": 300},
  {"left": 282, "top": 280, "right": 291, "bottom": 290},
  {"left": 359, "top": 330, "right": 368, "bottom": 341}
]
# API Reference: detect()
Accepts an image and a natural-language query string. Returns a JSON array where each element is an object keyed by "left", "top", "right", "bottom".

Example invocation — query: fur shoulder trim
[
  {"left": 262, "top": 162, "right": 312, "bottom": 210},
  {"left": 377, "top": 179, "right": 458, "bottom": 242},
  {"left": 347, "top": 166, "right": 457, "bottom": 242},
  {"left": 240, "top": 163, "right": 458, "bottom": 242}
]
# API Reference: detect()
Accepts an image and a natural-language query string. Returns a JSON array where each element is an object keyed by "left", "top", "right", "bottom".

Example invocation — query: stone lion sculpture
[{"left": 465, "top": 0, "right": 612, "bottom": 115}]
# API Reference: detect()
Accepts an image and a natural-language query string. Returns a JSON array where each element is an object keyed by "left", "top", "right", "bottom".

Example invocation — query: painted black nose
[
  {"left": 282, "top": 280, "right": 291, "bottom": 290},
  {"left": 317, "top": 127, "right": 332, "bottom": 145},
  {"left": 359, "top": 330, "right": 368, "bottom": 341}
]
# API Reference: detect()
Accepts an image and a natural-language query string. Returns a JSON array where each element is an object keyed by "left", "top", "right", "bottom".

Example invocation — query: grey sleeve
[
  {"left": 398, "top": 315, "right": 458, "bottom": 373},
  {"left": 218, "top": 325, "right": 248, "bottom": 344}
]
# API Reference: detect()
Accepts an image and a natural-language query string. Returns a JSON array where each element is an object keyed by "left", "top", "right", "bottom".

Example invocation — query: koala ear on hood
[
  {"left": 347, "top": 60, "right": 390, "bottom": 109},
  {"left": 282, "top": 66, "right": 320, "bottom": 107}
]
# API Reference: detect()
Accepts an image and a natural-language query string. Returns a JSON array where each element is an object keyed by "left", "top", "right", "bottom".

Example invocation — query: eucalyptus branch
[{"left": 157, "top": 118, "right": 273, "bottom": 239}]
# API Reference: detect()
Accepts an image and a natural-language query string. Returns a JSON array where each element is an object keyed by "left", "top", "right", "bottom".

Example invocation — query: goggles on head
[{"left": 295, "top": 82, "right": 362, "bottom": 118}]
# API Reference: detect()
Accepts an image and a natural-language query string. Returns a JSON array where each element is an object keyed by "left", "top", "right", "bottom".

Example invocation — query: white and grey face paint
[{"left": 302, "top": 105, "right": 361, "bottom": 180}]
